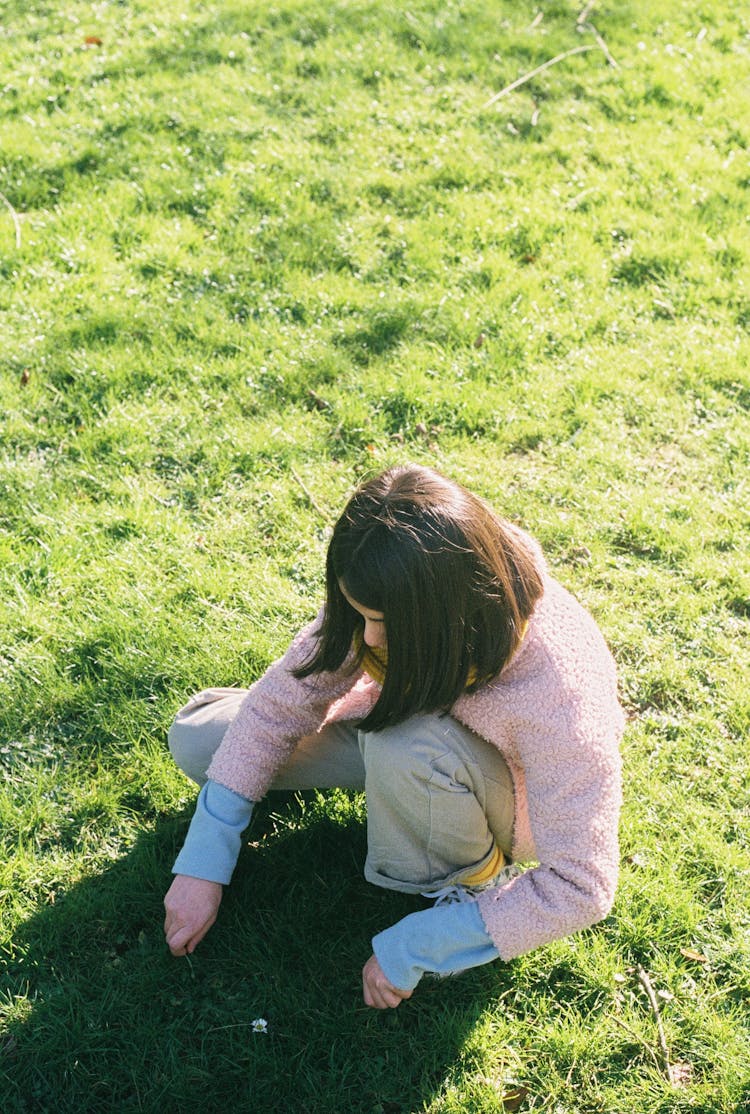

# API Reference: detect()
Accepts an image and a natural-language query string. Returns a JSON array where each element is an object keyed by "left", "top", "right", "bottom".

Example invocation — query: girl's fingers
[
  {"left": 362, "top": 954, "right": 412, "bottom": 1008},
  {"left": 166, "top": 925, "right": 192, "bottom": 955}
]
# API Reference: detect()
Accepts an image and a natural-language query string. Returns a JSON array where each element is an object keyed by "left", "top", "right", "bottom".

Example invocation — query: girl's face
[{"left": 339, "top": 582, "right": 387, "bottom": 649}]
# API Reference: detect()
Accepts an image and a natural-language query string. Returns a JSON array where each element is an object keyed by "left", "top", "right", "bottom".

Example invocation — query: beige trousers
[{"left": 168, "top": 688, "right": 515, "bottom": 895}]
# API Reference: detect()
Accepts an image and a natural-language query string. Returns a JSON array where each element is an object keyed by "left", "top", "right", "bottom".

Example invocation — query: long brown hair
[{"left": 294, "top": 465, "right": 543, "bottom": 731}]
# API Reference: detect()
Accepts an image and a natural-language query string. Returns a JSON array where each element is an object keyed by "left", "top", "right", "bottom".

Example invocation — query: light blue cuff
[
  {"left": 372, "top": 901, "right": 499, "bottom": 992},
  {"left": 172, "top": 780, "right": 255, "bottom": 885}
]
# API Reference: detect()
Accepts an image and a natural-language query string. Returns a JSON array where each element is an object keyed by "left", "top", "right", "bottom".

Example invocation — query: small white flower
[{"left": 251, "top": 1018, "right": 268, "bottom": 1034}]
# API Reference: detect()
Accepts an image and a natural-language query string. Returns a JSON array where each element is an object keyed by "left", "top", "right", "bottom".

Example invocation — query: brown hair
[{"left": 294, "top": 464, "right": 544, "bottom": 731}]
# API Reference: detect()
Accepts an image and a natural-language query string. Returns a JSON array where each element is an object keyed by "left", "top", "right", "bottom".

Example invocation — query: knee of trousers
[
  {"left": 167, "top": 716, "right": 214, "bottom": 786},
  {"left": 359, "top": 713, "right": 470, "bottom": 794},
  {"left": 167, "top": 688, "right": 249, "bottom": 787}
]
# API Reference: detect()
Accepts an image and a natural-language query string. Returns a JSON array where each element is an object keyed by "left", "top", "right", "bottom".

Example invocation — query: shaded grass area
[
  {"left": 5, "top": 788, "right": 749, "bottom": 1114},
  {"left": 3, "top": 788, "right": 750, "bottom": 1113},
  {"left": 1, "top": 0, "right": 749, "bottom": 1110}
]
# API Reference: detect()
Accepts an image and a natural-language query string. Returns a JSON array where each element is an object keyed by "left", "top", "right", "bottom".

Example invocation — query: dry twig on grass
[
  {"left": 637, "top": 965, "right": 676, "bottom": 1085},
  {"left": 610, "top": 1015, "right": 664, "bottom": 1073},
  {"left": 482, "top": 11, "right": 618, "bottom": 110},
  {"left": 290, "top": 466, "right": 329, "bottom": 522},
  {"left": 583, "top": 23, "right": 619, "bottom": 68},
  {"left": 0, "top": 190, "right": 22, "bottom": 248},
  {"left": 482, "top": 44, "right": 598, "bottom": 108}
]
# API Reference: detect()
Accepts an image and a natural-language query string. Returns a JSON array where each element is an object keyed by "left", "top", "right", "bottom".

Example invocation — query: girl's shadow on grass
[{"left": 3, "top": 794, "right": 513, "bottom": 1114}]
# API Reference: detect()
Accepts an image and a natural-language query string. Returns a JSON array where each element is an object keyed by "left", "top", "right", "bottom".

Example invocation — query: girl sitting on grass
[{"left": 164, "top": 464, "right": 624, "bottom": 1009}]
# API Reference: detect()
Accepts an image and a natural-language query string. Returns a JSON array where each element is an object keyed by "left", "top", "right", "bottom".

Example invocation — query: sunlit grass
[{"left": 1, "top": 0, "right": 749, "bottom": 1111}]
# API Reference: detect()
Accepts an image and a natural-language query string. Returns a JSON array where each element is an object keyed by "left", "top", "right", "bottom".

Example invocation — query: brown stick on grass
[
  {"left": 0, "top": 190, "right": 21, "bottom": 248},
  {"left": 637, "top": 965, "right": 676, "bottom": 1085},
  {"left": 482, "top": 44, "right": 599, "bottom": 108}
]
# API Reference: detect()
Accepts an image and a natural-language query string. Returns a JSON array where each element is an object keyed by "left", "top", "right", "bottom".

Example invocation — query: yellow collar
[
  {"left": 354, "top": 621, "right": 529, "bottom": 689},
  {"left": 354, "top": 633, "right": 388, "bottom": 685}
]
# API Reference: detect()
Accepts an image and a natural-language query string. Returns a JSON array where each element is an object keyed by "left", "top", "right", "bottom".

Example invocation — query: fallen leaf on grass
[
  {"left": 307, "top": 388, "right": 332, "bottom": 411},
  {"left": 84, "top": 35, "right": 103, "bottom": 45},
  {"left": 627, "top": 852, "right": 648, "bottom": 867},
  {"left": 670, "top": 1061, "right": 694, "bottom": 1087},
  {"left": 501, "top": 1085, "right": 529, "bottom": 1111},
  {"left": 680, "top": 947, "right": 708, "bottom": 963}
]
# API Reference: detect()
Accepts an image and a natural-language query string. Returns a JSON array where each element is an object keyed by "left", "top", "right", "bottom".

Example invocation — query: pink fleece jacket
[{"left": 208, "top": 550, "right": 624, "bottom": 961}]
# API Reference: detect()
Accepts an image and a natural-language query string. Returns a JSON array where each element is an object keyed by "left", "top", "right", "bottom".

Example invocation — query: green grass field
[{"left": 1, "top": 0, "right": 749, "bottom": 1110}]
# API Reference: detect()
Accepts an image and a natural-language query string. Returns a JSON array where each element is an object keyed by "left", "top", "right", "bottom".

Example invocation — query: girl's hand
[
  {"left": 164, "top": 874, "right": 223, "bottom": 956},
  {"left": 362, "top": 954, "right": 413, "bottom": 1009}
]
